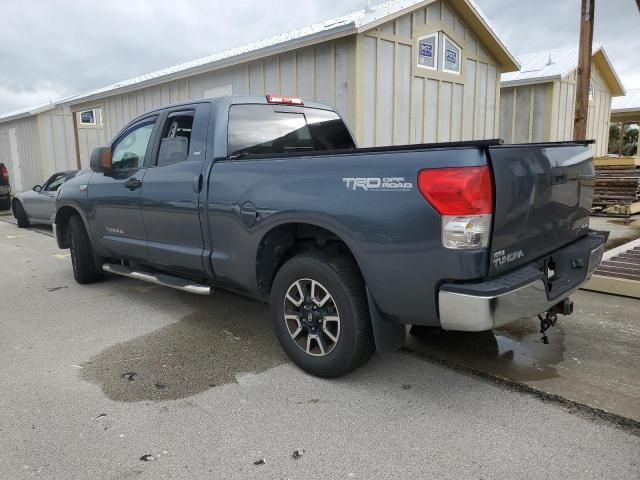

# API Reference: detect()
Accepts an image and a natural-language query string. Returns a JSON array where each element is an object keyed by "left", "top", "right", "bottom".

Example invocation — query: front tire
[
  {"left": 270, "top": 251, "right": 375, "bottom": 378},
  {"left": 13, "top": 201, "right": 30, "bottom": 228},
  {"left": 68, "top": 215, "right": 103, "bottom": 284}
]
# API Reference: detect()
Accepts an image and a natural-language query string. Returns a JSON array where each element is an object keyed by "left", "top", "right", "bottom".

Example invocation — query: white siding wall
[
  {"left": 551, "top": 63, "right": 612, "bottom": 156},
  {"left": 356, "top": 0, "right": 501, "bottom": 147},
  {"left": 37, "top": 106, "right": 78, "bottom": 176},
  {"left": 103, "top": 78, "right": 190, "bottom": 141},
  {"left": 499, "top": 83, "right": 552, "bottom": 144},
  {"left": 0, "top": 116, "right": 43, "bottom": 191},
  {"left": 101, "top": 38, "right": 356, "bottom": 143},
  {"left": 586, "top": 63, "right": 612, "bottom": 157},
  {"left": 500, "top": 61, "right": 613, "bottom": 156},
  {"left": 75, "top": 108, "right": 107, "bottom": 168}
]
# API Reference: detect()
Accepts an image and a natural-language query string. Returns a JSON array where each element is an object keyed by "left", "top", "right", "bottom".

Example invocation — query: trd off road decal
[{"left": 342, "top": 177, "right": 413, "bottom": 192}]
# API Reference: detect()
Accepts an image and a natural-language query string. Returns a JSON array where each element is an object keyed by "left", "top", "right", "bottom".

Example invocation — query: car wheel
[
  {"left": 68, "top": 215, "right": 103, "bottom": 284},
  {"left": 270, "top": 251, "right": 375, "bottom": 378},
  {"left": 13, "top": 200, "right": 30, "bottom": 228}
]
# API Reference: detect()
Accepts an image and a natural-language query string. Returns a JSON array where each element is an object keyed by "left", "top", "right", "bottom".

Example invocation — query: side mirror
[
  {"left": 90, "top": 146, "right": 112, "bottom": 172},
  {"left": 33, "top": 185, "right": 42, "bottom": 192}
]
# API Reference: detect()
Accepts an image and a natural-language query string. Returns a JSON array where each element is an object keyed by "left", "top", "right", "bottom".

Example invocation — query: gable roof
[
  {"left": 501, "top": 44, "right": 625, "bottom": 97},
  {"left": 1, "top": 0, "right": 517, "bottom": 124}
]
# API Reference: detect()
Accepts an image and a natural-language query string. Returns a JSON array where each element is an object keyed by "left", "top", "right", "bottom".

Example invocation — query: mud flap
[{"left": 366, "top": 288, "right": 406, "bottom": 353}]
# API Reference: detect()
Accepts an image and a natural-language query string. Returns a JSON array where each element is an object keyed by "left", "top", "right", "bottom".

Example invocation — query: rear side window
[
  {"left": 227, "top": 105, "right": 355, "bottom": 158},
  {"left": 157, "top": 113, "right": 194, "bottom": 167},
  {"left": 305, "top": 109, "right": 356, "bottom": 151}
]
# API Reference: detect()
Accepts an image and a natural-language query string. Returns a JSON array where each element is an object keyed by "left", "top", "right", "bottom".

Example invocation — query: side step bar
[{"left": 102, "top": 263, "right": 212, "bottom": 296}]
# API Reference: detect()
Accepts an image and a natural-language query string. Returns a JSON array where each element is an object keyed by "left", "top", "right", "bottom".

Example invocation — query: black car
[{"left": 0, "top": 162, "right": 10, "bottom": 211}]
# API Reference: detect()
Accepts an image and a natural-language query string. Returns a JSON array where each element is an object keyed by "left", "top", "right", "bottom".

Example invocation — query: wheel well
[
  {"left": 54, "top": 206, "right": 81, "bottom": 248},
  {"left": 256, "top": 223, "right": 361, "bottom": 294}
]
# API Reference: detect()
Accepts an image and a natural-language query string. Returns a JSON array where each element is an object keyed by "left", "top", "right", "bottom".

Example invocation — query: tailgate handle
[{"left": 551, "top": 167, "right": 567, "bottom": 185}]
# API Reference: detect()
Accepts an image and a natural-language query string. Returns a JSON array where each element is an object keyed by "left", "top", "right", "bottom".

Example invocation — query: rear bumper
[{"left": 438, "top": 231, "right": 607, "bottom": 332}]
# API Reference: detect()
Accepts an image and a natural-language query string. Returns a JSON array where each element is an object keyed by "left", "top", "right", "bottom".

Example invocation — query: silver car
[{"left": 12, "top": 170, "right": 79, "bottom": 228}]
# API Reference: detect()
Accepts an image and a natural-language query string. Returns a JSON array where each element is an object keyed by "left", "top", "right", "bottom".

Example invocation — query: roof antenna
[
  {"left": 365, "top": 0, "right": 374, "bottom": 13},
  {"left": 546, "top": 52, "right": 554, "bottom": 66}
]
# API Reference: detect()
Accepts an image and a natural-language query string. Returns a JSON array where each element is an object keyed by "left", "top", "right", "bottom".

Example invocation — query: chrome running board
[{"left": 102, "top": 263, "right": 212, "bottom": 296}]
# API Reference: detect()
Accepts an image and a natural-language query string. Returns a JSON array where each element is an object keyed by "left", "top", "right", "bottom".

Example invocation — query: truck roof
[{"left": 142, "top": 95, "right": 336, "bottom": 118}]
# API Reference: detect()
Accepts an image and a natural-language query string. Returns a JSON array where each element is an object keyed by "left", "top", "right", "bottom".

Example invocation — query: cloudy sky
[{"left": 1, "top": 0, "right": 638, "bottom": 114}]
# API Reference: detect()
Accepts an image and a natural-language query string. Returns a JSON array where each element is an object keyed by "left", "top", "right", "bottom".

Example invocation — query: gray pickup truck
[{"left": 53, "top": 95, "right": 607, "bottom": 377}]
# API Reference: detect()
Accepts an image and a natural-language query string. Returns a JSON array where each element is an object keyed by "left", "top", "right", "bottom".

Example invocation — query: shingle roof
[
  {"left": 612, "top": 88, "right": 640, "bottom": 112},
  {"left": 1, "top": 0, "right": 517, "bottom": 123}
]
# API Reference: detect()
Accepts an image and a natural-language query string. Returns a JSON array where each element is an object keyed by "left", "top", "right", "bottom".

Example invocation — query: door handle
[
  {"left": 193, "top": 174, "right": 203, "bottom": 193},
  {"left": 124, "top": 178, "right": 142, "bottom": 191}
]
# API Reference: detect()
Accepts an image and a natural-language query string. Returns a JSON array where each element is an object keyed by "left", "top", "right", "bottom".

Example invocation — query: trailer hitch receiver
[{"left": 538, "top": 298, "right": 573, "bottom": 344}]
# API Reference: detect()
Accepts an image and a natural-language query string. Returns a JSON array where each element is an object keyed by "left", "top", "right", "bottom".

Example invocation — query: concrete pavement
[{"left": 0, "top": 219, "right": 638, "bottom": 479}]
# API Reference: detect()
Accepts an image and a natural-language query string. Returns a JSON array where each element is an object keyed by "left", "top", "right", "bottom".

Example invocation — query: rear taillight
[
  {"left": 266, "top": 94, "right": 304, "bottom": 106},
  {"left": 418, "top": 166, "right": 493, "bottom": 250},
  {"left": 0, "top": 165, "right": 8, "bottom": 183}
]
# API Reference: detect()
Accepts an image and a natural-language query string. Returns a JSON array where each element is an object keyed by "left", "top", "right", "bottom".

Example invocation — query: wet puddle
[
  {"left": 406, "top": 319, "right": 566, "bottom": 382},
  {"left": 81, "top": 291, "right": 287, "bottom": 402}
]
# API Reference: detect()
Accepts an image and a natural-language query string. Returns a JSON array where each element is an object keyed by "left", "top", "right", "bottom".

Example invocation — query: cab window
[{"left": 111, "top": 121, "right": 155, "bottom": 170}]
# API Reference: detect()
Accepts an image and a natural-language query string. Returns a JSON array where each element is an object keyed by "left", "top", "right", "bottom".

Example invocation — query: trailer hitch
[{"left": 538, "top": 299, "right": 573, "bottom": 344}]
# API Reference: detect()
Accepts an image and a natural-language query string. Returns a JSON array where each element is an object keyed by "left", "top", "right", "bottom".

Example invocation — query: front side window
[
  {"left": 157, "top": 114, "right": 194, "bottom": 167},
  {"left": 44, "top": 174, "right": 66, "bottom": 192},
  {"left": 111, "top": 121, "right": 155, "bottom": 170},
  {"left": 42, "top": 174, "right": 61, "bottom": 192},
  {"left": 417, "top": 33, "right": 438, "bottom": 70},
  {"left": 442, "top": 34, "right": 461, "bottom": 74}
]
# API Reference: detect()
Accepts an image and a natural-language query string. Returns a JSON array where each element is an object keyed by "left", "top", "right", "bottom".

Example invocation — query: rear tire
[
  {"left": 68, "top": 215, "right": 103, "bottom": 284},
  {"left": 270, "top": 251, "right": 375, "bottom": 378},
  {"left": 0, "top": 197, "right": 10, "bottom": 211},
  {"left": 13, "top": 201, "right": 30, "bottom": 228}
]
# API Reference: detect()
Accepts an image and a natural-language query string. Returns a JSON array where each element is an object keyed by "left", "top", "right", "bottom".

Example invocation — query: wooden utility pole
[{"left": 573, "top": 0, "right": 595, "bottom": 141}]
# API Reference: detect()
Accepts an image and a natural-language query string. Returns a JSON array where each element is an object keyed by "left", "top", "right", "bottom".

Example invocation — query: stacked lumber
[{"left": 591, "top": 158, "right": 640, "bottom": 217}]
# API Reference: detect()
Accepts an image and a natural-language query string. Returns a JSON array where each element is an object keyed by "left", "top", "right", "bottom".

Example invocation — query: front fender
[{"left": 53, "top": 200, "right": 92, "bottom": 249}]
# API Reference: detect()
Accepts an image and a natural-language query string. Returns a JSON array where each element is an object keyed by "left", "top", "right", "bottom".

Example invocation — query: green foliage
[{"left": 609, "top": 123, "right": 639, "bottom": 156}]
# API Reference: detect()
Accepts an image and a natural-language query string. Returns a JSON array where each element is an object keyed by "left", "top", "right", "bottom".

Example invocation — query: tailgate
[{"left": 488, "top": 143, "right": 594, "bottom": 276}]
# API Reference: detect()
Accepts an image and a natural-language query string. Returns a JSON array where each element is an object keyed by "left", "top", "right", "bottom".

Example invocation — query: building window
[
  {"left": 588, "top": 80, "right": 595, "bottom": 102},
  {"left": 417, "top": 33, "right": 438, "bottom": 70},
  {"left": 77, "top": 108, "right": 103, "bottom": 127},
  {"left": 442, "top": 34, "right": 461, "bottom": 75},
  {"left": 79, "top": 109, "right": 97, "bottom": 126}
]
